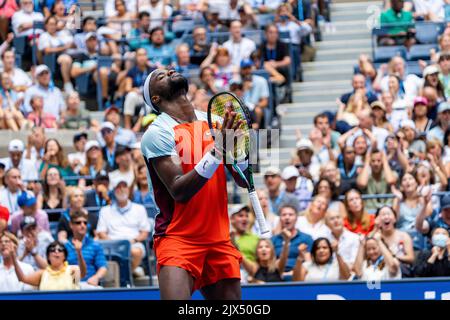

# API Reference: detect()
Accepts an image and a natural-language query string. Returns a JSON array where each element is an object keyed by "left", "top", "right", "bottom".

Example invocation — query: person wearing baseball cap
[
  {"left": 427, "top": 102, "right": 450, "bottom": 143},
  {"left": 263, "top": 166, "right": 300, "bottom": 214},
  {"left": 295, "top": 138, "right": 317, "bottom": 181},
  {"left": 412, "top": 96, "right": 433, "bottom": 134},
  {"left": 0, "top": 139, "right": 38, "bottom": 183},
  {"left": 96, "top": 178, "right": 151, "bottom": 278},
  {"left": 0, "top": 205, "right": 9, "bottom": 233},
  {"left": 108, "top": 146, "right": 134, "bottom": 191},
  {"left": 10, "top": 191, "right": 50, "bottom": 235},
  {"left": 23, "top": 64, "right": 65, "bottom": 121},
  {"left": 229, "top": 203, "right": 259, "bottom": 262}
]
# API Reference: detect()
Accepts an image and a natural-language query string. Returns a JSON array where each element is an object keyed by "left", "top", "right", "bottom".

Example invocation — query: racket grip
[{"left": 248, "top": 191, "right": 270, "bottom": 235}]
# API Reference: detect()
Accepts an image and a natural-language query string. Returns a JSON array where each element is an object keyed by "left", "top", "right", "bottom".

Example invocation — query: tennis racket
[{"left": 207, "top": 92, "right": 269, "bottom": 235}]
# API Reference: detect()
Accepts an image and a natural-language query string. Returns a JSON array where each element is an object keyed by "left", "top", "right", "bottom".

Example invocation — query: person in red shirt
[
  {"left": 141, "top": 69, "right": 247, "bottom": 300},
  {"left": 343, "top": 188, "right": 375, "bottom": 236},
  {"left": 26, "top": 94, "right": 57, "bottom": 129},
  {"left": 0, "top": 205, "right": 10, "bottom": 234}
]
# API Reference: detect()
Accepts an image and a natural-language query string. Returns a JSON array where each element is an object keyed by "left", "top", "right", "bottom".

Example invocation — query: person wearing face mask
[
  {"left": 414, "top": 227, "right": 450, "bottom": 277},
  {"left": 96, "top": 180, "right": 151, "bottom": 278},
  {"left": 374, "top": 206, "right": 415, "bottom": 277}
]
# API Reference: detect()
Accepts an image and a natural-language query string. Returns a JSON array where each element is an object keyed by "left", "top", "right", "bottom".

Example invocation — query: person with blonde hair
[{"left": 296, "top": 195, "right": 329, "bottom": 239}]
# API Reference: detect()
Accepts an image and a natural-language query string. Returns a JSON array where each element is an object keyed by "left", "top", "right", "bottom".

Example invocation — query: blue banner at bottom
[{"left": 0, "top": 278, "right": 449, "bottom": 300}]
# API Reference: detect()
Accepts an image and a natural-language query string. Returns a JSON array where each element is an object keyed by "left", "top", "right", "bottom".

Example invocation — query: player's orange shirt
[{"left": 141, "top": 110, "right": 230, "bottom": 245}]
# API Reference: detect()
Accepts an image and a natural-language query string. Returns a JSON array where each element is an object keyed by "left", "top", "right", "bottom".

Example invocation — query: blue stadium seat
[
  {"left": 256, "top": 14, "right": 275, "bottom": 29},
  {"left": 171, "top": 18, "right": 195, "bottom": 38},
  {"left": 415, "top": 22, "right": 441, "bottom": 44},
  {"left": 408, "top": 44, "right": 438, "bottom": 60},
  {"left": 75, "top": 73, "right": 90, "bottom": 96},
  {"left": 31, "top": 21, "right": 45, "bottom": 66},
  {"left": 252, "top": 69, "right": 274, "bottom": 128},
  {"left": 373, "top": 45, "right": 407, "bottom": 63},
  {"left": 99, "top": 240, "right": 133, "bottom": 287},
  {"left": 243, "top": 30, "right": 263, "bottom": 46},
  {"left": 49, "top": 222, "right": 58, "bottom": 239},
  {"left": 12, "top": 36, "right": 27, "bottom": 56},
  {"left": 43, "top": 53, "right": 57, "bottom": 74},
  {"left": 406, "top": 60, "right": 425, "bottom": 77}
]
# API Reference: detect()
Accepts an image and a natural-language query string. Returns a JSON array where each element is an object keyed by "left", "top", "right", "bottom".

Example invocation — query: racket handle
[{"left": 248, "top": 191, "right": 270, "bottom": 235}]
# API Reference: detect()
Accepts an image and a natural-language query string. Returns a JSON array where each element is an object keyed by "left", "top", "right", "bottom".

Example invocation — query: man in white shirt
[
  {"left": 1, "top": 49, "right": 32, "bottom": 96},
  {"left": 138, "top": 0, "right": 173, "bottom": 29},
  {"left": 108, "top": 147, "right": 135, "bottom": 190},
  {"left": 67, "top": 133, "right": 87, "bottom": 174},
  {"left": 325, "top": 211, "right": 359, "bottom": 269},
  {"left": 223, "top": 20, "right": 256, "bottom": 67},
  {"left": 97, "top": 180, "right": 151, "bottom": 277},
  {"left": 0, "top": 232, "right": 34, "bottom": 292},
  {"left": 0, "top": 140, "right": 38, "bottom": 182},
  {"left": 0, "top": 168, "right": 24, "bottom": 217},
  {"left": 23, "top": 65, "right": 66, "bottom": 120},
  {"left": 11, "top": 0, "right": 44, "bottom": 37}
]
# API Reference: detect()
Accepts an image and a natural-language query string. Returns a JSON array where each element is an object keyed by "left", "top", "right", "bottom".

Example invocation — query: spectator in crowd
[
  {"left": 201, "top": 46, "right": 239, "bottom": 90},
  {"left": 0, "top": 162, "right": 4, "bottom": 190},
  {"left": 292, "top": 237, "right": 351, "bottom": 281},
  {"left": 379, "top": 0, "right": 415, "bottom": 48},
  {"left": 60, "top": 92, "right": 99, "bottom": 130},
  {"left": 23, "top": 65, "right": 66, "bottom": 121},
  {"left": 26, "top": 94, "right": 57, "bottom": 129},
  {"left": 438, "top": 52, "right": 450, "bottom": 97},
  {"left": 67, "top": 132, "right": 87, "bottom": 175},
  {"left": 145, "top": 26, "right": 172, "bottom": 66},
  {"left": 133, "top": 163, "right": 157, "bottom": 219},
  {"left": 230, "top": 204, "right": 259, "bottom": 262},
  {"left": 371, "top": 101, "right": 394, "bottom": 133},
  {"left": 66, "top": 210, "right": 108, "bottom": 288},
  {"left": 127, "top": 11, "right": 150, "bottom": 51},
  {"left": 0, "top": 231, "right": 34, "bottom": 291},
  {"left": 0, "top": 139, "right": 38, "bottom": 182},
  {"left": 412, "top": 0, "right": 444, "bottom": 22},
  {"left": 343, "top": 189, "right": 375, "bottom": 235},
  {"left": 252, "top": 189, "right": 281, "bottom": 236},
  {"left": 416, "top": 194, "right": 450, "bottom": 240},
  {"left": 99, "top": 121, "right": 127, "bottom": 172},
  {"left": 11, "top": 191, "right": 50, "bottom": 235},
  {"left": 357, "top": 148, "right": 398, "bottom": 211},
  {"left": 0, "top": 206, "right": 9, "bottom": 234},
  {"left": 206, "top": 9, "right": 228, "bottom": 42},
  {"left": 271, "top": 205, "right": 314, "bottom": 279},
  {"left": 313, "top": 177, "right": 345, "bottom": 213},
  {"left": 39, "top": 138, "right": 75, "bottom": 184},
  {"left": 241, "top": 235, "right": 289, "bottom": 283},
  {"left": 238, "top": 4, "right": 258, "bottom": 30},
  {"left": 385, "top": 133, "right": 408, "bottom": 176},
  {"left": 12, "top": 240, "right": 85, "bottom": 290},
  {"left": 392, "top": 173, "right": 433, "bottom": 250},
  {"left": 309, "top": 127, "right": 336, "bottom": 169},
  {"left": 223, "top": 20, "right": 256, "bottom": 68},
  {"left": 38, "top": 15, "right": 74, "bottom": 93},
  {"left": 137, "top": 0, "right": 172, "bottom": 28},
  {"left": 84, "top": 173, "right": 112, "bottom": 209},
  {"left": 11, "top": 0, "right": 44, "bottom": 37},
  {"left": 427, "top": 102, "right": 450, "bottom": 144},
  {"left": 281, "top": 165, "right": 313, "bottom": 213},
  {"left": 104, "top": 0, "right": 136, "bottom": 39},
  {"left": 0, "top": 72, "right": 27, "bottom": 131},
  {"left": 414, "top": 227, "right": 450, "bottom": 277},
  {"left": 16, "top": 216, "right": 53, "bottom": 270},
  {"left": 260, "top": 24, "right": 292, "bottom": 103},
  {"left": 123, "top": 48, "right": 155, "bottom": 131},
  {"left": 263, "top": 166, "right": 300, "bottom": 214},
  {"left": 423, "top": 86, "right": 439, "bottom": 121},
  {"left": 314, "top": 113, "right": 341, "bottom": 151},
  {"left": 104, "top": 0, "right": 136, "bottom": 18},
  {"left": 339, "top": 74, "right": 377, "bottom": 107},
  {"left": 74, "top": 16, "right": 104, "bottom": 53},
  {"left": 295, "top": 138, "right": 320, "bottom": 182},
  {"left": 354, "top": 233, "right": 402, "bottom": 280},
  {"left": 239, "top": 59, "right": 269, "bottom": 129},
  {"left": 296, "top": 195, "right": 329, "bottom": 239},
  {"left": 37, "top": 167, "right": 66, "bottom": 219},
  {"left": 79, "top": 140, "right": 107, "bottom": 187},
  {"left": 173, "top": 43, "right": 197, "bottom": 74},
  {"left": 1, "top": 49, "right": 32, "bottom": 94},
  {"left": 324, "top": 210, "right": 360, "bottom": 269},
  {"left": 375, "top": 206, "right": 415, "bottom": 277},
  {"left": 415, "top": 157, "right": 447, "bottom": 211},
  {"left": 108, "top": 146, "right": 135, "bottom": 190},
  {"left": 25, "top": 126, "right": 46, "bottom": 167},
  {"left": 423, "top": 65, "right": 445, "bottom": 103},
  {"left": 336, "top": 145, "right": 360, "bottom": 193},
  {"left": 412, "top": 96, "right": 433, "bottom": 135},
  {"left": 58, "top": 188, "right": 97, "bottom": 243},
  {"left": 190, "top": 26, "right": 211, "bottom": 66},
  {"left": 97, "top": 180, "right": 151, "bottom": 277},
  {"left": 0, "top": 168, "right": 24, "bottom": 214},
  {"left": 102, "top": 106, "right": 137, "bottom": 147},
  {"left": 198, "top": 66, "right": 221, "bottom": 96},
  {"left": 250, "top": 0, "right": 284, "bottom": 12}
]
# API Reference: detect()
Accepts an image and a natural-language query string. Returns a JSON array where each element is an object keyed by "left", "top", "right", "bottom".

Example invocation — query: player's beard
[{"left": 167, "top": 75, "right": 188, "bottom": 99}]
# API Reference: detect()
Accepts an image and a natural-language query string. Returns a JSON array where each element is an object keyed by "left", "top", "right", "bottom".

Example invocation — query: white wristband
[{"left": 194, "top": 151, "right": 221, "bottom": 179}]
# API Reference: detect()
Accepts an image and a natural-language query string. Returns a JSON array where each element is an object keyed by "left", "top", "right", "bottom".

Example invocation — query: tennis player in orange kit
[{"left": 140, "top": 69, "right": 248, "bottom": 300}]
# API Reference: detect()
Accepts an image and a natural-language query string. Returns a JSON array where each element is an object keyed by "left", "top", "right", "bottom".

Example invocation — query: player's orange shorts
[{"left": 153, "top": 236, "right": 242, "bottom": 291}]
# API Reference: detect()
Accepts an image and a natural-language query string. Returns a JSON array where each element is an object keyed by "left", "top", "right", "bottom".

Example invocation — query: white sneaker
[
  {"left": 133, "top": 266, "right": 145, "bottom": 278},
  {"left": 64, "top": 82, "right": 74, "bottom": 94}
]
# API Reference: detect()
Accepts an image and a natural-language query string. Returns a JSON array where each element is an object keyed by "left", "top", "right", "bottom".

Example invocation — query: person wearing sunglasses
[
  {"left": 65, "top": 210, "right": 107, "bottom": 288},
  {"left": 11, "top": 239, "right": 86, "bottom": 290}
]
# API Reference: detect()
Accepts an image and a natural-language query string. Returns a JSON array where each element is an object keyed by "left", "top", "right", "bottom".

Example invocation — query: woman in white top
[
  {"left": 296, "top": 195, "right": 329, "bottom": 239},
  {"left": 353, "top": 233, "right": 401, "bottom": 281},
  {"left": 38, "top": 15, "right": 74, "bottom": 93},
  {"left": 292, "top": 237, "right": 351, "bottom": 282}
]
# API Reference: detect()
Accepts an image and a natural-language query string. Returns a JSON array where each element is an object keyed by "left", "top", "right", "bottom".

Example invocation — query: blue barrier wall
[{"left": 1, "top": 278, "right": 450, "bottom": 300}]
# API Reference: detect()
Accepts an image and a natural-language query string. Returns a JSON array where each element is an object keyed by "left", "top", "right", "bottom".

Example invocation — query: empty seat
[
  {"left": 408, "top": 44, "right": 438, "bottom": 60},
  {"left": 415, "top": 22, "right": 440, "bottom": 44},
  {"left": 406, "top": 60, "right": 423, "bottom": 77},
  {"left": 99, "top": 240, "right": 133, "bottom": 287},
  {"left": 373, "top": 45, "right": 407, "bottom": 63}
]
